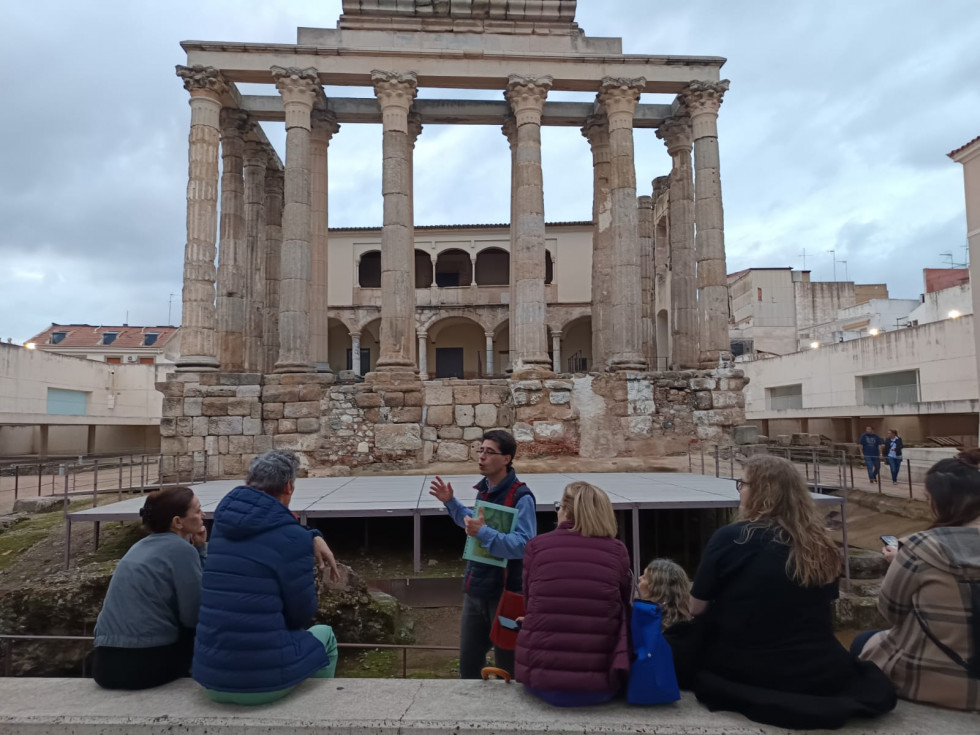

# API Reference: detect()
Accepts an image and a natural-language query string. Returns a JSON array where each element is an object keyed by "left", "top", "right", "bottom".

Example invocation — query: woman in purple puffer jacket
[{"left": 515, "top": 482, "right": 632, "bottom": 706}]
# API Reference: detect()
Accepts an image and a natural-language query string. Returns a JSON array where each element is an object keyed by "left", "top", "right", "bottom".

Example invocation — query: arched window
[
  {"left": 415, "top": 250, "right": 433, "bottom": 288},
  {"left": 545, "top": 250, "right": 554, "bottom": 285},
  {"left": 475, "top": 247, "right": 509, "bottom": 286},
  {"left": 435, "top": 249, "right": 472, "bottom": 287},
  {"left": 358, "top": 251, "right": 381, "bottom": 288}
]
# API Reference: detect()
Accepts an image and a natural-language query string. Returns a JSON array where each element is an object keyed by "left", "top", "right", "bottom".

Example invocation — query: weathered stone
[
  {"left": 278, "top": 419, "right": 298, "bottom": 433},
  {"left": 236, "top": 385, "right": 262, "bottom": 398},
  {"left": 404, "top": 390, "right": 424, "bottom": 407},
  {"left": 284, "top": 401, "right": 320, "bottom": 419},
  {"left": 175, "top": 417, "right": 194, "bottom": 437},
  {"left": 438, "top": 426, "right": 463, "bottom": 439},
  {"left": 421, "top": 426, "right": 437, "bottom": 441},
  {"left": 187, "top": 436, "right": 205, "bottom": 452},
  {"left": 297, "top": 417, "right": 320, "bottom": 433},
  {"left": 549, "top": 391, "right": 571, "bottom": 405},
  {"left": 463, "top": 427, "right": 484, "bottom": 440},
  {"left": 227, "top": 398, "right": 254, "bottom": 416},
  {"left": 480, "top": 385, "right": 510, "bottom": 404},
  {"left": 263, "top": 402, "right": 284, "bottom": 419},
  {"left": 515, "top": 380, "right": 543, "bottom": 391},
  {"left": 544, "top": 379, "right": 573, "bottom": 390},
  {"left": 156, "top": 381, "right": 184, "bottom": 398},
  {"left": 162, "top": 397, "right": 184, "bottom": 417},
  {"left": 253, "top": 435, "right": 274, "bottom": 453},
  {"left": 202, "top": 397, "right": 228, "bottom": 416},
  {"left": 513, "top": 422, "right": 534, "bottom": 442},
  {"left": 392, "top": 407, "right": 422, "bottom": 423},
  {"left": 299, "top": 384, "right": 323, "bottom": 402},
  {"left": 383, "top": 391, "right": 405, "bottom": 408},
  {"left": 692, "top": 391, "right": 712, "bottom": 410},
  {"left": 689, "top": 377, "right": 717, "bottom": 391},
  {"left": 731, "top": 424, "right": 758, "bottom": 445},
  {"left": 274, "top": 433, "right": 320, "bottom": 451},
  {"left": 209, "top": 416, "right": 244, "bottom": 435},
  {"left": 375, "top": 423, "right": 423, "bottom": 451},
  {"left": 454, "top": 405, "right": 475, "bottom": 427},
  {"left": 263, "top": 386, "right": 300, "bottom": 403},
  {"left": 183, "top": 397, "right": 203, "bottom": 417},
  {"left": 425, "top": 385, "right": 454, "bottom": 406},
  {"left": 192, "top": 416, "right": 209, "bottom": 436},
  {"left": 161, "top": 436, "right": 187, "bottom": 455},
  {"left": 426, "top": 404, "right": 454, "bottom": 426},
  {"left": 435, "top": 441, "right": 469, "bottom": 462},
  {"left": 453, "top": 385, "right": 481, "bottom": 404},
  {"left": 228, "top": 435, "right": 254, "bottom": 454},
  {"left": 533, "top": 420, "right": 565, "bottom": 440},
  {"left": 474, "top": 403, "right": 498, "bottom": 427},
  {"left": 204, "top": 386, "right": 238, "bottom": 397},
  {"left": 355, "top": 392, "right": 382, "bottom": 408},
  {"left": 12, "top": 496, "right": 66, "bottom": 514},
  {"left": 159, "top": 417, "right": 176, "bottom": 437}
]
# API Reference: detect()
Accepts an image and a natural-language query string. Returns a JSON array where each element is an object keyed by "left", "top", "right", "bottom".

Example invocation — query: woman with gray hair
[{"left": 193, "top": 451, "right": 341, "bottom": 704}]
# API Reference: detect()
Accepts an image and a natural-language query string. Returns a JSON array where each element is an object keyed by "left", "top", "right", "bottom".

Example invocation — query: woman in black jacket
[{"left": 885, "top": 429, "right": 904, "bottom": 485}]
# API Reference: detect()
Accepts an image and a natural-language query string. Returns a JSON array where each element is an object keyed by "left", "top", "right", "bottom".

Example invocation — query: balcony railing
[{"left": 353, "top": 284, "right": 557, "bottom": 307}]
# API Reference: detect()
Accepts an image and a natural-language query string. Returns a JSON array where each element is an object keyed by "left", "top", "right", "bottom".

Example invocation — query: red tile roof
[
  {"left": 329, "top": 221, "right": 592, "bottom": 233},
  {"left": 27, "top": 324, "right": 179, "bottom": 349},
  {"left": 948, "top": 135, "right": 980, "bottom": 159}
]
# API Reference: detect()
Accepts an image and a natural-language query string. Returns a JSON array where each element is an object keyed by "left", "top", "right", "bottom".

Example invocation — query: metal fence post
[
  {"left": 699, "top": 444, "right": 705, "bottom": 475},
  {"left": 714, "top": 445, "right": 720, "bottom": 478},
  {"left": 92, "top": 460, "right": 99, "bottom": 508},
  {"left": 907, "top": 458, "right": 913, "bottom": 500},
  {"left": 13, "top": 465, "right": 19, "bottom": 501},
  {"left": 37, "top": 463, "right": 42, "bottom": 497},
  {"left": 139, "top": 454, "right": 146, "bottom": 493}
]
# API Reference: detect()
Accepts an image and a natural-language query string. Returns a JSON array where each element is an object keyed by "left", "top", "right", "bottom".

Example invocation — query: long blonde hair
[
  {"left": 641, "top": 559, "right": 692, "bottom": 629},
  {"left": 738, "top": 455, "right": 841, "bottom": 587},
  {"left": 562, "top": 482, "right": 618, "bottom": 538}
]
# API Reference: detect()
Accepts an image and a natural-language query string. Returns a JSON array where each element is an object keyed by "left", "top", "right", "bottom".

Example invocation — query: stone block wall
[{"left": 157, "top": 368, "right": 747, "bottom": 479}]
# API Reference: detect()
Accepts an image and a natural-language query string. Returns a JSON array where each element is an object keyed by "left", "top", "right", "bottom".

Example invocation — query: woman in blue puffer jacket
[{"left": 193, "top": 450, "right": 341, "bottom": 705}]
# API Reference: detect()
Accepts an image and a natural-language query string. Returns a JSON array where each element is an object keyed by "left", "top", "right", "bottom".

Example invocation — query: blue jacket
[{"left": 193, "top": 486, "right": 328, "bottom": 693}]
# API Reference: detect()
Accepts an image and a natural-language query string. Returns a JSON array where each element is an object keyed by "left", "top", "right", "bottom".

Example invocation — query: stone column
[
  {"left": 263, "top": 163, "right": 284, "bottom": 374},
  {"left": 505, "top": 75, "right": 553, "bottom": 376},
  {"left": 657, "top": 116, "right": 697, "bottom": 369},
  {"left": 638, "top": 195, "right": 655, "bottom": 367},
  {"left": 372, "top": 70, "right": 419, "bottom": 373},
  {"left": 175, "top": 65, "right": 225, "bottom": 371},
  {"left": 418, "top": 331, "right": 428, "bottom": 379},
  {"left": 550, "top": 330, "right": 562, "bottom": 374},
  {"left": 485, "top": 332, "right": 494, "bottom": 375},
  {"left": 272, "top": 66, "right": 319, "bottom": 373},
  {"left": 582, "top": 113, "right": 612, "bottom": 371},
  {"left": 598, "top": 77, "right": 647, "bottom": 371},
  {"left": 215, "top": 109, "right": 249, "bottom": 372},
  {"left": 350, "top": 331, "right": 361, "bottom": 375},
  {"left": 502, "top": 115, "right": 517, "bottom": 361},
  {"left": 682, "top": 80, "right": 732, "bottom": 367},
  {"left": 310, "top": 109, "right": 340, "bottom": 372},
  {"left": 243, "top": 137, "right": 268, "bottom": 373}
]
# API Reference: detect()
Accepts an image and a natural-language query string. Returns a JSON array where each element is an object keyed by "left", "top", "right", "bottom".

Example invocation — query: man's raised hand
[
  {"left": 464, "top": 506, "right": 486, "bottom": 537},
  {"left": 429, "top": 475, "right": 454, "bottom": 503}
]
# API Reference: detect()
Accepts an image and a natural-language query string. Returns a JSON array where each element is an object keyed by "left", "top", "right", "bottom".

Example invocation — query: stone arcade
[{"left": 159, "top": 1, "right": 746, "bottom": 478}]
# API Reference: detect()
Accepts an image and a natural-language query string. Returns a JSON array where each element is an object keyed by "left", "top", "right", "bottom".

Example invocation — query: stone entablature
[
  {"left": 158, "top": 371, "right": 746, "bottom": 480},
  {"left": 339, "top": 0, "right": 581, "bottom": 36}
]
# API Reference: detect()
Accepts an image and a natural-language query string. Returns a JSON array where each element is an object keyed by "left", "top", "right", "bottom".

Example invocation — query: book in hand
[{"left": 462, "top": 499, "right": 518, "bottom": 567}]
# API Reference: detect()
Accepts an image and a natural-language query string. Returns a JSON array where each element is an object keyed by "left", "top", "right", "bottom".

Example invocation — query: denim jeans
[
  {"left": 863, "top": 455, "right": 880, "bottom": 480},
  {"left": 887, "top": 457, "right": 902, "bottom": 483},
  {"left": 459, "top": 593, "right": 514, "bottom": 680}
]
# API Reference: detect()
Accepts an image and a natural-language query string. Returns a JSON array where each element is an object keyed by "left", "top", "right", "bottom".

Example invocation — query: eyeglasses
[
  {"left": 476, "top": 448, "right": 503, "bottom": 456},
  {"left": 735, "top": 479, "right": 748, "bottom": 493},
  {"left": 553, "top": 501, "right": 562, "bottom": 512}
]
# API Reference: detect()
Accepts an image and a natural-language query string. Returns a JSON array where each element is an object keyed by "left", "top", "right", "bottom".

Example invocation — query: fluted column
[
  {"left": 598, "top": 77, "right": 647, "bottom": 371},
  {"left": 502, "top": 115, "right": 517, "bottom": 362},
  {"left": 243, "top": 138, "right": 268, "bottom": 372},
  {"left": 310, "top": 110, "right": 339, "bottom": 372},
  {"left": 582, "top": 113, "right": 612, "bottom": 371},
  {"left": 505, "top": 75, "right": 553, "bottom": 376},
  {"left": 638, "top": 195, "right": 655, "bottom": 367},
  {"left": 272, "top": 66, "right": 319, "bottom": 373},
  {"left": 550, "top": 330, "right": 562, "bottom": 373},
  {"left": 175, "top": 65, "right": 225, "bottom": 371},
  {"left": 657, "top": 116, "right": 697, "bottom": 369},
  {"left": 263, "top": 164, "right": 284, "bottom": 373},
  {"left": 418, "top": 331, "right": 428, "bottom": 379},
  {"left": 350, "top": 331, "right": 362, "bottom": 375},
  {"left": 216, "top": 109, "right": 249, "bottom": 372},
  {"left": 652, "top": 175, "right": 671, "bottom": 369},
  {"left": 372, "top": 70, "right": 419, "bottom": 373},
  {"left": 485, "top": 332, "right": 494, "bottom": 376},
  {"left": 682, "top": 80, "right": 732, "bottom": 367}
]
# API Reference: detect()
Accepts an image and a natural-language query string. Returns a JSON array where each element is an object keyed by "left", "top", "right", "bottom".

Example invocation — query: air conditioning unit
[{"left": 124, "top": 355, "right": 139, "bottom": 363}]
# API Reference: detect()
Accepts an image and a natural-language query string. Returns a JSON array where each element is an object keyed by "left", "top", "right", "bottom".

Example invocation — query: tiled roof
[
  {"left": 28, "top": 324, "right": 179, "bottom": 349},
  {"left": 329, "top": 221, "right": 592, "bottom": 233},
  {"left": 948, "top": 134, "right": 980, "bottom": 159}
]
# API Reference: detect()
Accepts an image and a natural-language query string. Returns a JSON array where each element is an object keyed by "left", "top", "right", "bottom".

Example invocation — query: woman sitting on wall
[
  {"left": 515, "top": 482, "right": 631, "bottom": 706},
  {"left": 853, "top": 450, "right": 980, "bottom": 712},
  {"left": 92, "top": 486, "right": 207, "bottom": 689},
  {"left": 686, "top": 455, "right": 896, "bottom": 729}
]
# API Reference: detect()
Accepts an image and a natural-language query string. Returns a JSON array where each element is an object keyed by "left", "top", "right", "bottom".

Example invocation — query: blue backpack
[{"left": 627, "top": 600, "right": 681, "bottom": 705}]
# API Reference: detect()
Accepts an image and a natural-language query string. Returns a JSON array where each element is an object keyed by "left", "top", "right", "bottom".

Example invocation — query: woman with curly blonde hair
[
  {"left": 686, "top": 455, "right": 895, "bottom": 729},
  {"left": 639, "top": 559, "right": 692, "bottom": 630}
]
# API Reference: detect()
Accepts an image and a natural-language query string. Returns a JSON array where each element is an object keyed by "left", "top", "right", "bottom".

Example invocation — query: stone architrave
[
  {"left": 502, "top": 114, "right": 517, "bottom": 362},
  {"left": 243, "top": 137, "right": 268, "bottom": 373},
  {"left": 175, "top": 65, "right": 226, "bottom": 371},
  {"left": 505, "top": 74, "right": 553, "bottom": 376},
  {"left": 638, "top": 194, "right": 655, "bottom": 366},
  {"left": 372, "top": 70, "right": 419, "bottom": 373},
  {"left": 681, "top": 80, "right": 732, "bottom": 367},
  {"left": 216, "top": 108, "right": 250, "bottom": 372},
  {"left": 598, "top": 77, "right": 647, "bottom": 372},
  {"left": 271, "top": 66, "right": 319, "bottom": 373},
  {"left": 310, "top": 109, "right": 340, "bottom": 372},
  {"left": 263, "top": 162, "right": 284, "bottom": 374},
  {"left": 581, "top": 113, "right": 611, "bottom": 371},
  {"left": 657, "top": 115, "right": 697, "bottom": 369}
]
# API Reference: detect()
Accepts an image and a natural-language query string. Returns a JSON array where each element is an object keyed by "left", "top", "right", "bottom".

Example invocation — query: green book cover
[{"left": 462, "top": 499, "right": 518, "bottom": 567}]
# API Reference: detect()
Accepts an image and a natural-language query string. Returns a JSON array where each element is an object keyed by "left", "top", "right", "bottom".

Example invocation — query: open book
[{"left": 462, "top": 499, "right": 518, "bottom": 567}]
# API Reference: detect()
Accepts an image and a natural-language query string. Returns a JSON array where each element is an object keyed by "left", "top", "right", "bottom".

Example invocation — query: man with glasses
[{"left": 429, "top": 429, "right": 536, "bottom": 679}]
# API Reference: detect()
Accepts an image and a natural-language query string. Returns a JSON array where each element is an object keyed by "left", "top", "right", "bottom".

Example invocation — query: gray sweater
[{"left": 94, "top": 532, "right": 206, "bottom": 648}]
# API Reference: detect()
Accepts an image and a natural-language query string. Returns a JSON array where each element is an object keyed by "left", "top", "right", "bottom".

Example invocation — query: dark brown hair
[
  {"left": 483, "top": 429, "right": 516, "bottom": 471},
  {"left": 139, "top": 486, "right": 195, "bottom": 534},
  {"left": 925, "top": 450, "right": 980, "bottom": 527}
]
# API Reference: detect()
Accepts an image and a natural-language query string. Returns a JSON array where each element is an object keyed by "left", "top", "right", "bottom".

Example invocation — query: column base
[
  {"left": 511, "top": 364, "right": 555, "bottom": 381},
  {"left": 274, "top": 361, "right": 316, "bottom": 373},
  {"left": 374, "top": 359, "right": 417, "bottom": 372},
  {"left": 698, "top": 350, "right": 732, "bottom": 369},
  {"left": 176, "top": 355, "right": 220, "bottom": 372},
  {"left": 314, "top": 362, "right": 335, "bottom": 374},
  {"left": 608, "top": 354, "right": 648, "bottom": 372}
]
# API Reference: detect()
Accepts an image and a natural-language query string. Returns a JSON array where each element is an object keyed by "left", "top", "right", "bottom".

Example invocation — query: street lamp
[
  {"left": 949, "top": 309, "right": 962, "bottom": 319},
  {"left": 810, "top": 341, "right": 820, "bottom": 350}
]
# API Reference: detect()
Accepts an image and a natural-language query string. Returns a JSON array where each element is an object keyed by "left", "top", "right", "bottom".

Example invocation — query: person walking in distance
[
  {"left": 859, "top": 426, "right": 884, "bottom": 484},
  {"left": 429, "top": 430, "right": 536, "bottom": 679},
  {"left": 885, "top": 429, "right": 904, "bottom": 486}
]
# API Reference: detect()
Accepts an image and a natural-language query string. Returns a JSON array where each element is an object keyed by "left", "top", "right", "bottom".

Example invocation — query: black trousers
[
  {"left": 459, "top": 593, "right": 514, "bottom": 680},
  {"left": 92, "top": 628, "right": 194, "bottom": 690}
]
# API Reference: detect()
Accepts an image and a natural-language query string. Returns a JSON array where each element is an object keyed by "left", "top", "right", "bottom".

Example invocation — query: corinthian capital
[
  {"left": 271, "top": 66, "right": 320, "bottom": 106},
  {"left": 311, "top": 109, "right": 340, "bottom": 142},
  {"left": 679, "top": 80, "right": 730, "bottom": 117},
  {"left": 652, "top": 175, "right": 670, "bottom": 199},
  {"left": 656, "top": 116, "right": 693, "bottom": 155},
  {"left": 407, "top": 111, "right": 423, "bottom": 146},
  {"left": 501, "top": 114, "right": 517, "bottom": 148},
  {"left": 504, "top": 75, "right": 552, "bottom": 118},
  {"left": 219, "top": 109, "right": 251, "bottom": 137},
  {"left": 581, "top": 112, "right": 609, "bottom": 149},
  {"left": 371, "top": 70, "right": 419, "bottom": 110},
  {"left": 176, "top": 65, "right": 227, "bottom": 98},
  {"left": 597, "top": 77, "right": 645, "bottom": 120}
]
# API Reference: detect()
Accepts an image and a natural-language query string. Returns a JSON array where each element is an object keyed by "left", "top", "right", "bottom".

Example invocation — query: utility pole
[
  {"left": 840, "top": 260, "right": 848, "bottom": 281},
  {"left": 827, "top": 249, "right": 837, "bottom": 282},
  {"left": 800, "top": 248, "right": 807, "bottom": 270}
]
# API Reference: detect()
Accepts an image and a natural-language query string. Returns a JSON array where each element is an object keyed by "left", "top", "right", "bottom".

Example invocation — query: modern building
[{"left": 26, "top": 324, "right": 180, "bottom": 365}]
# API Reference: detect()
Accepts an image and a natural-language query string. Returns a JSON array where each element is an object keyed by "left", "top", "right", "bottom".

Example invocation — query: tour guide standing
[
  {"left": 859, "top": 426, "right": 884, "bottom": 484},
  {"left": 429, "top": 429, "right": 536, "bottom": 679}
]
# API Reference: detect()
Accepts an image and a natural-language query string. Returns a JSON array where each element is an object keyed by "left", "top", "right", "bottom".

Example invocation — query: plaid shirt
[{"left": 860, "top": 521, "right": 980, "bottom": 712}]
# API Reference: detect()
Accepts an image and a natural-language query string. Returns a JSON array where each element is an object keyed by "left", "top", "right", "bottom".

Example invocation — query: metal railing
[{"left": 0, "top": 634, "right": 457, "bottom": 679}]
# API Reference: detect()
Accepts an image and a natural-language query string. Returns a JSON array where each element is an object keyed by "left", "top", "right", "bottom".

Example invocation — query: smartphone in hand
[
  {"left": 497, "top": 615, "right": 521, "bottom": 631},
  {"left": 880, "top": 535, "right": 898, "bottom": 548}
]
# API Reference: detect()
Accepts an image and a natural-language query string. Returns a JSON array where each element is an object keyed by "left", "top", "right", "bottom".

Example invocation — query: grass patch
[
  {"left": 0, "top": 499, "right": 103, "bottom": 571},
  {"left": 336, "top": 648, "right": 399, "bottom": 678}
]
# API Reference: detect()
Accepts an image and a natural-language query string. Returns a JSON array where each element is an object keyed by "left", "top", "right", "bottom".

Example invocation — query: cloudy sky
[{"left": 2, "top": 0, "right": 978, "bottom": 345}]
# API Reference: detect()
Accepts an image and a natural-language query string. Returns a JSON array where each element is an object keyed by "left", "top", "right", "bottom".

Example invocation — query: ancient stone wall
[{"left": 158, "top": 370, "right": 746, "bottom": 479}]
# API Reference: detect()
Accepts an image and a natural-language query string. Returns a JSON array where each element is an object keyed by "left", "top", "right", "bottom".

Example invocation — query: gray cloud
[{"left": 1, "top": 0, "right": 977, "bottom": 344}]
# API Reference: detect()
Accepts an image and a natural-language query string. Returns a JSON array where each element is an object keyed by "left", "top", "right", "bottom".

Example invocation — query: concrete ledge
[{"left": 0, "top": 678, "right": 977, "bottom": 734}]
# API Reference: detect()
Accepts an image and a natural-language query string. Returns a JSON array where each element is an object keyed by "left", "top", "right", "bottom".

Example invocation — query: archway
[
  {"left": 327, "top": 318, "right": 352, "bottom": 374},
  {"left": 357, "top": 319, "right": 381, "bottom": 375},
  {"left": 427, "top": 316, "right": 487, "bottom": 378},
  {"left": 656, "top": 309, "right": 670, "bottom": 370},
  {"left": 561, "top": 316, "right": 592, "bottom": 372},
  {"left": 435, "top": 249, "right": 472, "bottom": 287},
  {"left": 358, "top": 251, "right": 381, "bottom": 288},
  {"left": 475, "top": 247, "right": 509, "bottom": 286},
  {"left": 545, "top": 249, "right": 554, "bottom": 284},
  {"left": 415, "top": 249, "right": 433, "bottom": 288},
  {"left": 493, "top": 319, "right": 510, "bottom": 375}
]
